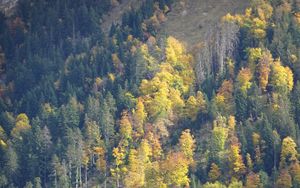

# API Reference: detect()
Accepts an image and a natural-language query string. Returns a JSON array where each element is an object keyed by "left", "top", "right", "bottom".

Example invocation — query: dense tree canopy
[{"left": 0, "top": 0, "right": 300, "bottom": 187}]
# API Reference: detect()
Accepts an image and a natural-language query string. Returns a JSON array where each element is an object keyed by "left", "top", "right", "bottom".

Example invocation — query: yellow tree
[
  {"left": 145, "top": 161, "right": 166, "bottom": 188},
  {"left": 270, "top": 60, "right": 294, "bottom": 93},
  {"left": 124, "top": 149, "right": 145, "bottom": 188},
  {"left": 165, "top": 36, "right": 195, "bottom": 94},
  {"left": 139, "top": 139, "right": 152, "bottom": 163},
  {"left": 212, "top": 126, "right": 229, "bottom": 153},
  {"left": 227, "top": 59, "right": 235, "bottom": 79},
  {"left": 252, "top": 133, "right": 262, "bottom": 166},
  {"left": 161, "top": 152, "right": 190, "bottom": 187},
  {"left": 280, "top": 137, "right": 298, "bottom": 168},
  {"left": 247, "top": 48, "right": 263, "bottom": 71},
  {"left": 139, "top": 36, "right": 195, "bottom": 122},
  {"left": 111, "top": 146, "right": 127, "bottom": 187},
  {"left": 214, "top": 80, "right": 234, "bottom": 114},
  {"left": 222, "top": 3, "right": 270, "bottom": 40},
  {"left": 0, "top": 126, "right": 7, "bottom": 148},
  {"left": 246, "top": 153, "right": 253, "bottom": 170},
  {"left": 212, "top": 116, "right": 229, "bottom": 152},
  {"left": 276, "top": 169, "right": 292, "bottom": 188},
  {"left": 94, "top": 146, "right": 106, "bottom": 173},
  {"left": 149, "top": 82, "right": 172, "bottom": 119},
  {"left": 169, "top": 88, "right": 185, "bottom": 115},
  {"left": 252, "top": 0, "right": 273, "bottom": 21},
  {"left": 251, "top": 18, "right": 267, "bottom": 39},
  {"left": 237, "top": 68, "right": 253, "bottom": 95},
  {"left": 133, "top": 98, "right": 147, "bottom": 138},
  {"left": 11, "top": 113, "right": 31, "bottom": 139},
  {"left": 285, "top": 67, "right": 294, "bottom": 91},
  {"left": 179, "top": 129, "right": 196, "bottom": 161},
  {"left": 228, "top": 115, "right": 236, "bottom": 132},
  {"left": 140, "top": 79, "right": 172, "bottom": 120},
  {"left": 228, "top": 179, "right": 243, "bottom": 188},
  {"left": 208, "top": 163, "right": 221, "bottom": 182},
  {"left": 146, "top": 131, "right": 162, "bottom": 160},
  {"left": 203, "top": 181, "right": 227, "bottom": 188},
  {"left": 125, "top": 139, "right": 152, "bottom": 188},
  {"left": 245, "top": 172, "right": 261, "bottom": 188},
  {"left": 290, "top": 162, "right": 300, "bottom": 187},
  {"left": 257, "top": 50, "right": 272, "bottom": 91},
  {"left": 165, "top": 36, "right": 185, "bottom": 64},
  {"left": 111, "top": 53, "right": 124, "bottom": 74},
  {"left": 119, "top": 111, "right": 133, "bottom": 141},
  {"left": 229, "top": 144, "right": 246, "bottom": 178},
  {"left": 185, "top": 91, "right": 207, "bottom": 120}
]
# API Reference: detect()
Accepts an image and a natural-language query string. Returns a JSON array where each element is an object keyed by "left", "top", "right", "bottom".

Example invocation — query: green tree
[
  {"left": 133, "top": 98, "right": 146, "bottom": 138},
  {"left": 100, "top": 93, "right": 116, "bottom": 148},
  {"left": 33, "top": 177, "right": 42, "bottom": 188},
  {"left": 4, "top": 145, "right": 18, "bottom": 181},
  {"left": 292, "top": 82, "right": 300, "bottom": 125},
  {"left": 210, "top": 116, "right": 228, "bottom": 161},
  {"left": 51, "top": 155, "right": 69, "bottom": 188}
]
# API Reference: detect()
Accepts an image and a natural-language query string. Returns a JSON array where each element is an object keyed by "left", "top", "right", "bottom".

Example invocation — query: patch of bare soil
[{"left": 159, "top": 0, "right": 250, "bottom": 48}]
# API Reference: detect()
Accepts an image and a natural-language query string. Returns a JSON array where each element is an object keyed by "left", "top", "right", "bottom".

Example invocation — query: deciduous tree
[
  {"left": 208, "top": 163, "right": 221, "bottom": 182},
  {"left": 179, "top": 129, "right": 196, "bottom": 160},
  {"left": 280, "top": 137, "right": 298, "bottom": 168}
]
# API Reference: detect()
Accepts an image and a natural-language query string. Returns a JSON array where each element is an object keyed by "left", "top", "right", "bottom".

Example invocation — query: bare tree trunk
[
  {"left": 79, "top": 165, "right": 82, "bottom": 188},
  {"left": 72, "top": 19, "right": 75, "bottom": 52},
  {"left": 116, "top": 173, "right": 119, "bottom": 188},
  {"left": 104, "top": 167, "right": 107, "bottom": 188},
  {"left": 69, "top": 163, "right": 72, "bottom": 187},
  {"left": 75, "top": 166, "right": 79, "bottom": 188},
  {"left": 104, "top": 155, "right": 108, "bottom": 188},
  {"left": 195, "top": 22, "right": 239, "bottom": 84},
  {"left": 54, "top": 169, "right": 57, "bottom": 188},
  {"left": 85, "top": 165, "right": 88, "bottom": 188}
]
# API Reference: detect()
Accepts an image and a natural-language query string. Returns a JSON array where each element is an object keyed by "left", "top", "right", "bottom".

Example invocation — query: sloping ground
[
  {"left": 101, "top": 0, "right": 144, "bottom": 34},
  {"left": 160, "top": 0, "right": 250, "bottom": 47}
]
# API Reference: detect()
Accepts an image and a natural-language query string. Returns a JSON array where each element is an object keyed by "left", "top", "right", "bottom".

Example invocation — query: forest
[{"left": 0, "top": 0, "right": 300, "bottom": 187}]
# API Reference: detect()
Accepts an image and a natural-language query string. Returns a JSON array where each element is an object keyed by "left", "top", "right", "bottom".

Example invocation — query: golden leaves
[
  {"left": 270, "top": 60, "right": 294, "bottom": 93},
  {"left": 237, "top": 68, "right": 253, "bottom": 94},
  {"left": 179, "top": 129, "right": 196, "bottom": 160},
  {"left": 11, "top": 113, "right": 31, "bottom": 139}
]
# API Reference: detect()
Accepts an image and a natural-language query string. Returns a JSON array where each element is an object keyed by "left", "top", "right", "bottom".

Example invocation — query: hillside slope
[
  {"left": 160, "top": 0, "right": 249, "bottom": 47},
  {"left": 101, "top": 0, "right": 249, "bottom": 43},
  {"left": 101, "top": 0, "right": 145, "bottom": 34}
]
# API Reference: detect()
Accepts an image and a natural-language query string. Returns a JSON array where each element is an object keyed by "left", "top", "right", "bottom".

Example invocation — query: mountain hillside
[
  {"left": 160, "top": 0, "right": 249, "bottom": 46},
  {"left": 101, "top": 0, "right": 145, "bottom": 34},
  {"left": 0, "top": 0, "right": 300, "bottom": 187}
]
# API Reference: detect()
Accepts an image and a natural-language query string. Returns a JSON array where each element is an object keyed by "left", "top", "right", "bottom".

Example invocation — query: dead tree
[{"left": 195, "top": 22, "right": 239, "bottom": 84}]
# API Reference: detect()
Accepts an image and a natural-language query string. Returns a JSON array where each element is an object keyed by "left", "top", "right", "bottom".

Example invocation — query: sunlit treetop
[
  {"left": 237, "top": 68, "right": 253, "bottom": 95},
  {"left": 11, "top": 113, "right": 31, "bottom": 139},
  {"left": 270, "top": 60, "right": 294, "bottom": 93},
  {"left": 222, "top": 0, "right": 273, "bottom": 39},
  {"left": 280, "top": 136, "right": 298, "bottom": 168}
]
